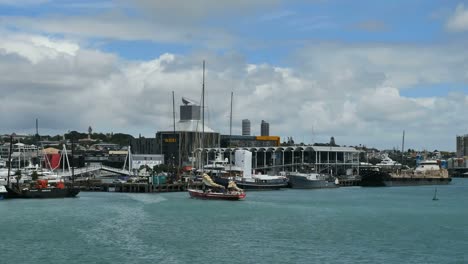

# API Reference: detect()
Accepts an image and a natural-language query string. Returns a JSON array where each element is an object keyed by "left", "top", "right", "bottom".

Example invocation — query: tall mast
[
  {"left": 35, "top": 118, "right": 40, "bottom": 167},
  {"left": 71, "top": 137, "right": 75, "bottom": 184},
  {"left": 201, "top": 61, "right": 205, "bottom": 172},
  {"left": 401, "top": 130, "right": 405, "bottom": 166},
  {"left": 229, "top": 91, "right": 233, "bottom": 147},
  {"left": 229, "top": 91, "right": 233, "bottom": 175},
  {"left": 172, "top": 91, "right": 177, "bottom": 174},
  {"left": 172, "top": 91, "right": 176, "bottom": 134},
  {"left": 7, "top": 134, "right": 13, "bottom": 187}
]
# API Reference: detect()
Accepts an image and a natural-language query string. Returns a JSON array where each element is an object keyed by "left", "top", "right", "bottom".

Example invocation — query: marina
[
  {"left": 2, "top": 178, "right": 468, "bottom": 264},
  {"left": 2, "top": 1, "right": 468, "bottom": 263}
]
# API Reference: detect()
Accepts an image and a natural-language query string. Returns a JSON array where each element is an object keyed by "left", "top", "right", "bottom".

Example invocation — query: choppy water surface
[{"left": 1, "top": 179, "right": 467, "bottom": 264}]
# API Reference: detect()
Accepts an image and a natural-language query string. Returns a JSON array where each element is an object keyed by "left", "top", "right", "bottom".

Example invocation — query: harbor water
[{"left": 1, "top": 179, "right": 468, "bottom": 264}]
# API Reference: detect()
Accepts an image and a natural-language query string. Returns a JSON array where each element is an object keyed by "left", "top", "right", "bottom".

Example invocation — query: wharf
[
  {"left": 74, "top": 181, "right": 203, "bottom": 193},
  {"left": 338, "top": 179, "right": 361, "bottom": 187}
]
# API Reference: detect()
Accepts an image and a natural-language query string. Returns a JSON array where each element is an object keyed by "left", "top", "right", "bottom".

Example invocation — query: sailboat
[
  {"left": 432, "top": 187, "right": 438, "bottom": 201},
  {"left": 187, "top": 61, "right": 246, "bottom": 201},
  {"left": 6, "top": 137, "right": 80, "bottom": 199}
]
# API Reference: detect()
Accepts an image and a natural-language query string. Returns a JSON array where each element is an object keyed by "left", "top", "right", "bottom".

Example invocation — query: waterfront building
[
  {"left": 0, "top": 142, "right": 38, "bottom": 168},
  {"left": 456, "top": 134, "right": 468, "bottom": 158},
  {"left": 131, "top": 136, "right": 158, "bottom": 154},
  {"left": 242, "top": 119, "right": 251, "bottom": 136},
  {"left": 131, "top": 154, "right": 165, "bottom": 171},
  {"left": 155, "top": 97, "right": 220, "bottom": 167},
  {"left": 261, "top": 120, "right": 269, "bottom": 136},
  {"left": 195, "top": 145, "right": 361, "bottom": 176}
]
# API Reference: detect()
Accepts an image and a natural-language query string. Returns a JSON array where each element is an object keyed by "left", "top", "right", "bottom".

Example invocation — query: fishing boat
[
  {"left": 4, "top": 136, "right": 80, "bottom": 199},
  {"left": 188, "top": 174, "right": 245, "bottom": 200},
  {"left": 287, "top": 172, "right": 338, "bottom": 189},
  {"left": 6, "top": 179, "right": 80, "bottom": 199}
]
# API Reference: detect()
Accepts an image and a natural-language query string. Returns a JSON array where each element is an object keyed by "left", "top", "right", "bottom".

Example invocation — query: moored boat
[
  {"left": 211, "top": 150, "right": 289, "bottom": 191},
  {"left": 287, "top": 172, "right": 338, "bottom": 189},
  {"left": 361, "top": 160, "right": 451, "bottom": 187},
  {"left": 0, "top": 185, "right": 7, "bottom": 200},
  {"left": 213, "top": 174, "right": 288, "bottom": 190},
  {"left": 6, "top": 179, "right": 80, "bottom": 199}
]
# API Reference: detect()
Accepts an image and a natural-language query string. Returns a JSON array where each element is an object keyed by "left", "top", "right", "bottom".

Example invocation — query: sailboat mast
[
  {"left": 71, "top": 137, "right": 75, "bottom": 184},
  {"left": 172, "top": 91, "right": 176, "bottom": 135},
  {"left": 401, "top": 130, "right": 405, "bottom": 166},
  {"left": 7, "top": 134, "right": 13, "bottom": 187},
  {"left": 36, "top": 118, "right": 40, "bottom": 166},
  {"left": 229, "top": 92, "right": 233, "bottom": 146},
  {"left": 201, "top": 60, "right": 205, "bottom": 173},
  {"left": 229, "top": 92, "right": 233, "bottom": 175},
  {"left": 172, "top": 91, "right": 178, "bottom": 175}
]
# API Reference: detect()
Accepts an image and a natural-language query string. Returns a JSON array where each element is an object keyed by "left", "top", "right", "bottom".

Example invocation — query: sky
[{"left": 0, "top": 0, "right": 467, "bottom": 151}]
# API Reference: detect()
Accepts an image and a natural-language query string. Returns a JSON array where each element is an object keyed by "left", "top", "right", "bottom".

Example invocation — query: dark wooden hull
[
  {"left": 6, "top": 186, "right": 80, "bottom": 199},
  {"left": 360, "top": 170, "right": 452, "bottom": 187},
  {"left": 188, "top": 189, "right": 246, "bottom": 200}
]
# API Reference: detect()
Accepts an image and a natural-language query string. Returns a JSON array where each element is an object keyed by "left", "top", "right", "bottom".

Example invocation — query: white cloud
[
  {"left": 446, "top": 3, "right": 468, "bottom": 32},
  {"left": 0, "top": 32, "right": 467, "bottom": 151},
  {"left": 0, "top": 33, "right": 79, "bottom": 63}
]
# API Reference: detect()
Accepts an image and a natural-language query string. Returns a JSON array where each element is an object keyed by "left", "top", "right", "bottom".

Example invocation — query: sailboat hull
[
  {"left": 6, "top": 186, "right": 80, "bottom": 199},
  {"left": 188, "top": 189, "right": 245, "bottom": 200},
  {"left": 360, "top": 170, "right": 452, "bottom": 187}
]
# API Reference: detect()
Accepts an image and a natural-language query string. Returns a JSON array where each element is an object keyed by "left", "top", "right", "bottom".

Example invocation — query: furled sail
[
  {"left": 227, "top": 181, "right": 243, "bottom": 192},
  {"left": 202, "top": 174, "right": 225, "bottom": 189}
]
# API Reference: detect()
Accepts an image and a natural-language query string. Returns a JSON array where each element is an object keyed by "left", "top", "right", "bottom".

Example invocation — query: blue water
[{"left": 1, "top": 179, "right": 468, "bottom": 264}]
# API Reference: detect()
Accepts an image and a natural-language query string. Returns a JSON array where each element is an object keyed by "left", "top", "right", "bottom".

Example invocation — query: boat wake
[{"left": 123, "top": 193, "right": 168, "bottom": 204}]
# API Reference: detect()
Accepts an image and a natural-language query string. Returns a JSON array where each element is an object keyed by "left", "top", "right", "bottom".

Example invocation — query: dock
[
  {"left": 338, "top": 179, "right": 361, "bottom": 187},
  {"left": 74, "top": 180, "right": 203, "bottom": 193}
]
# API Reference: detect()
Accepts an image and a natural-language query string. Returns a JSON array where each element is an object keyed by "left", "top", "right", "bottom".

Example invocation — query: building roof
[
  {"left": 308, "top": 146, "right": 361, "bottom": 153},
  {"left": 162, "top": 120, "right": 216, "bottom": 133},
  {"left": 197, "top": 145, "right": 360, "bottom": 153},
  {"left": 43, "top": 147, "right": 60, "bottom": 154}
]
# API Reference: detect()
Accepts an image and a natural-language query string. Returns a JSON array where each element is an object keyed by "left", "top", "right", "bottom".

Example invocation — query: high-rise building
[
  {"left": 261, "top": 120, "right": 269, "bottom": 136},
  {"left": 242, "top": 119, "right": 251, "bottom": 136},
  {"left": 456, "top": 134, "right": 468, "bottom": 157}
]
